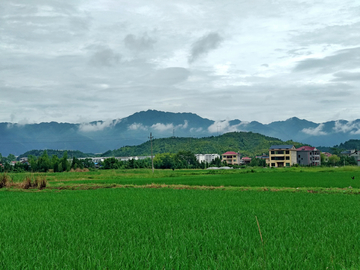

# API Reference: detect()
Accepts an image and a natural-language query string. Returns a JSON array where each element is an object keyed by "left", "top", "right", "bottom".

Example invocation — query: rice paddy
[{"left": 1, "top": 167, "right": 360, "bottom": 268}]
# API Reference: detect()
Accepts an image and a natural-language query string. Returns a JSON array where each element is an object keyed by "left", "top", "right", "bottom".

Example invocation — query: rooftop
[
  {"left": 269, "top": 145, "right": 294, "bottom": 150},
  {"left": 222, "top": 151, "right": 238, "bottom": 155},
  {"left": 297, "top": 146, "right": 317, "bottom": 151}
]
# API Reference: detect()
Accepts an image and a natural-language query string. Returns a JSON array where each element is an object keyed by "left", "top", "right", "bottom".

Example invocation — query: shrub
[{"left": 0, "top": 173, "right": 11, "bottom": 188}]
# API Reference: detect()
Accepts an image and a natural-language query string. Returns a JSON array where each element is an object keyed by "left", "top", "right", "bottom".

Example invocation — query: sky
[{"left": 1, "top": 0, "right": 360, "bottom": 125}]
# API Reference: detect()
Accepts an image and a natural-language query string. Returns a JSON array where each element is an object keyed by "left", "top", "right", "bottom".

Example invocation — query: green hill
[
  {"left": 102, "top": 131, "right": 304, "bottom": 157},
  {"left": 17, "top": 149, "right": 94, "bottom": 160}
]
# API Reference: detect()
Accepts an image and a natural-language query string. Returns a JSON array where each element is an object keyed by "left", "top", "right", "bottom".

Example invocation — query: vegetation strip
[
  {"left": 46, "top": 184, "right": 360, "bottom": 194},
  {"left": 2, "top": 181, "right": 360, "bottom": 194},
  {"left": 1, "top": 188, "right": 360, "bottom": 268}
]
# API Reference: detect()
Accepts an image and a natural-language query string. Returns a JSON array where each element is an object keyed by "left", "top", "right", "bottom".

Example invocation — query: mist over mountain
[{"left": 1, "top": 110, "right": 360, "bottom": 156}]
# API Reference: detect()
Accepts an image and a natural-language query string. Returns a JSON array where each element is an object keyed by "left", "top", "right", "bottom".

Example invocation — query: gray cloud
[
  {"left": 89, "top": 47, "right": 121, "bottom": 67},
  {"left": 1, "top": 0, "right": 360, "bottom": 124},
  {"left": 124, "top": 34, "right": 156, "bottom": 52},
  {"left": 332, "top": 71, "right": 360, "bottom": 81},
  {"left": 294, "top": 22, "right": 360, "bottom": 46},
  {"left": 293, "top": 47, "right": 360, "bottom": 73},
  {"left": 188, "top": 32, "right": 223, "bottom": 63},
  {"left": 140, "top": 67, "right": 191, "bottom": 85}
]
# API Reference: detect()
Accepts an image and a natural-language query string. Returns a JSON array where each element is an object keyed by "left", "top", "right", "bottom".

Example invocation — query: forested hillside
[
  {"left": 17, "top": 149, "right": 94, "bottom": 160},
  {"left": 102, "top": 132, "right": 304, "bottom": 157}
]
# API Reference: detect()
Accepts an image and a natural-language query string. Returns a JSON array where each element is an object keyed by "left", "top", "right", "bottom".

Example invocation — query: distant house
[
  {"left": 256, "top": 154, "right": 270, "bottom": 166},
  {"left": 241, "top": 157, "right": 252, "bottom": 165},
  {"left": 321, "top": 152, "right": 331, "bottom": 162},
  {"left": 269, "top": 145, "right": 297, "bottom": 167},
  {"left": 296, "top": 146, "right": 321, "bottom": 166},
  {"left": 195, "top": 154, "right": 220, "bottom": 164},
  {"left": 341, "top": 150, "right": 360, "bottom": 166},
  {"left": 221, "top": 151, "right": 241, "bottom": 165},
  {"left": 350, "top": 151, "right": 360, "bottom": 166}
]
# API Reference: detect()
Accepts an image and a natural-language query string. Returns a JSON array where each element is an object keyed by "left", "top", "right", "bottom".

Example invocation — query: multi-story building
[
  {"left": 195, "top": 154, "right": 220, "bottom": 164},
  {"left": 269, "top": 145, "right": 297, "bottom": 167},
  {"left": 296, "top": 146, "right": 321, "bottom": 166},
  {"left": 221, "top": 151, "right": 241, "bottom": 165}
]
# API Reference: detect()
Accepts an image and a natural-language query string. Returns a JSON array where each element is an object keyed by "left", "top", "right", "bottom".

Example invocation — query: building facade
[
  {"left": 195, "top": 154, "right": 220, "bottom": 164},
  {"left": 296, "top": 146, "right": 321, "bottom": 166},
  {"left": 221, "top": 151, "right": 241, "bottom": 165},
  {"left": 269, "top": 145, "right": 297, "bottom": 167}
]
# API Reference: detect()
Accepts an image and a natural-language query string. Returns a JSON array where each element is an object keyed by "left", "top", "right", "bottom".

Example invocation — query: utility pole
[{"left": 149, "top": 132, "right": 154, "bottom": 173}]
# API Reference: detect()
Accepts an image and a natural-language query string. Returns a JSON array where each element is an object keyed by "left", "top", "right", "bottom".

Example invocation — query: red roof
[
  {"left": 242, "top": 157, "right": 251, "bottom": 160},
  {"left": 297, "top": 146, "right": 316, "bottom": 151},
  {"left": 222, "top": 151, "right": 238, "bottom": 155}
]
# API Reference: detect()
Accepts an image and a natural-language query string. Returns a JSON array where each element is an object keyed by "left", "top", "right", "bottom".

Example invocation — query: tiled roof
[
  {"left": 269, "top": 145, "right": 294, "bottom": 150},
  {"left": 322, "top": 152, "right": 332, "bottom": 157},
  {"left": 242, "top": 157, "right": 251, "bottom": 160},
  {"left": 296, "top": 146, "right": 316, "bottom": 151},
  {"left": 222, "top": 151, "right": 238, "bottom": 155}
]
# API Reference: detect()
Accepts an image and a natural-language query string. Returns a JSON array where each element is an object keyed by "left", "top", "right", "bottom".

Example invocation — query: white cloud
[
  {"left": 190, "top": 127, "right": 203, "bottom": 133},
  {"left": 128, "top": 123, "right": 148, "bottom": 131},
  {"left": 151, "top": 120, "right": 188, "bottom": 132},
  {"left": 179, "top": 120, "right": 188, "bottom": 129},
  {"left": 79, "top": 119, "right": 121, "bottom": 132},
  {"left": 333, "top": 120, "right": 360, "bottom": 133},
  {"left": 208, "top": 120, "right": 250, "bottom": 134},
  {"left": 151, "top": 123, "right": 174, "bottom": 132},
  {"left": 302, "top": 124, "right": 327, "bottom": 136}
]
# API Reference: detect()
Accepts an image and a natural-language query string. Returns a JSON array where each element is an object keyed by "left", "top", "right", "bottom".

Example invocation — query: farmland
[{"left": 1, "top": 167, "right": 360, "bottom": 268}]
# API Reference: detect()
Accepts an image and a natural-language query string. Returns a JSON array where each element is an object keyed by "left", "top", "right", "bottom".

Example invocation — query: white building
[{"left": 195, "top": 154, "right": 220, "bottom": 164}]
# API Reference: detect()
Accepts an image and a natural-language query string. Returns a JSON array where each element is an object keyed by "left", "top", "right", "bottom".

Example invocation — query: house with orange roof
[{"left": 221, "top": 151, "right": 241, "bottom": 165}]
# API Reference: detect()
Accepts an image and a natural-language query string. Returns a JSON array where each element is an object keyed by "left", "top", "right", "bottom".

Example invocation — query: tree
[
  {"left": 210, "top": 157, "right": 222, "bottom": 167},
  {"left": 153, "top": 153, "right": 175, "bottom": 169},
  {"left": 103, "top": 157, "right": 120, "bottom": 169},
  {"left": 329, "top": 154, "right": 340, "bottom": 165},
  {"left": 37, "top": 150, "right": 51, "bottom": 172},
  {"left": 7, "top": 154, "right": 16, "bottom": 162},
  {"left": 51, "top": 155, "right": 60, "bottom": 172},
  {"left": 174, "top": 151, "right": 199, "bottom": 169},
  {"left": 60, "top": 151, "right": 69, "bottom": 172}
]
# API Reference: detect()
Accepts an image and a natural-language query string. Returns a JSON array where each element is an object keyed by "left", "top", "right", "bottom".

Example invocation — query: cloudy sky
[{"left": 1, "top": 0, "right": 360, "bottom": 124}]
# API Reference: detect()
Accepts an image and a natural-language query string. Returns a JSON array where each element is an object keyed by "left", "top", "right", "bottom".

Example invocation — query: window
[
  {"left": 286, "top": 156, "right": 290, "bottom": 160},
  {"left": 286, "top": 151, "right": 289, "bottom": 154},
  {"left": 271, "top": 163, "right": 275, "bottom": 166},
  {"left": 271, "top": 151, "right": 274, "bottom": 154},
  {"left": 277, "top": 151, "right": 284, "bottom": 154},
  {"left": 286, "top": 163, "right": 290, "bottom": 167}
]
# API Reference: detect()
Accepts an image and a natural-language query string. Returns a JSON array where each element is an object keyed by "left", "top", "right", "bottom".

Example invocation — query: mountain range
[{"left": 1, "top": 109, "right": 360, "bottom": 156}]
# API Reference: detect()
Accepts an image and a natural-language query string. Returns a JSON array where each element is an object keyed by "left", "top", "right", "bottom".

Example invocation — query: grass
[
  {"left": 1, "top": 188, "right": 360, "bottom": 268},
  {"left": 2, "top": 167, "right": 360, "bottom": 268}
]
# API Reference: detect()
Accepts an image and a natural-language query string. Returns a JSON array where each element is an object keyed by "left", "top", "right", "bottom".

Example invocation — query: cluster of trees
[
  {"left": 320, "top": 154, "right": 357, "bottom": 166},
  {"left": 101, "top": 151, "right": 224, "bottom": 170},
  {"left": 0, "top": 151, "right": 95, "bottom": 173},
  {"left": 1, "top": 147, "right": 358, "bottom": 173}
]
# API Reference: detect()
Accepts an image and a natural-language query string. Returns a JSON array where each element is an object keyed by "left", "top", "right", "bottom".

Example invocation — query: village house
[
  {"left": 341, "top": 150, "right": 360, "bottom": 166},
  {"left": 221, "top": 151, "right": 241, "bottom": 165},
  {"left": 296, "top": 146, "right": 321, "bottom": 166},
  {"left": 269, "top": 145, "right": 297, "bottom": 167},
  {"left": 241, "top": 157, "right": 252, "bottom": 165}
]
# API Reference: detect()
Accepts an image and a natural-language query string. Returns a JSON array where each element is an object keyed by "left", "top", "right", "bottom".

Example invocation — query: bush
[{"left": 0, "top": 173, "right": 11, "bottom": 188}]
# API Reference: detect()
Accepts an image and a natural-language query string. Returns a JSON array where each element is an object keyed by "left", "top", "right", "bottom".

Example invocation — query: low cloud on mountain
[{"left": 302, "top": 124, "right": 327, "bottom": 136}]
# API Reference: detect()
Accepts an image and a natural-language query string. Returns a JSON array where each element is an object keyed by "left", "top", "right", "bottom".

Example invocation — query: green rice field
[{"left": 1, "top": 167, "right": 360, "bottom": 268}]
